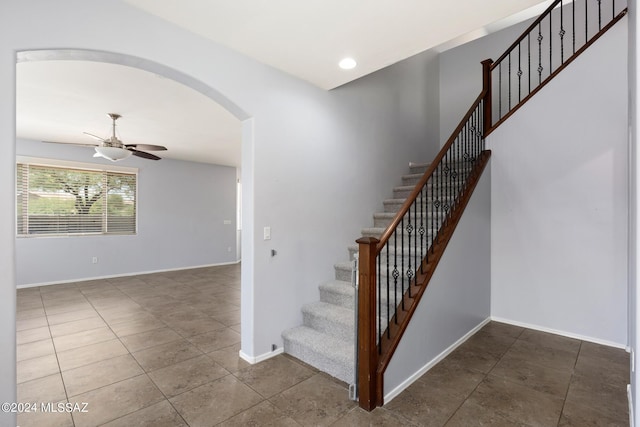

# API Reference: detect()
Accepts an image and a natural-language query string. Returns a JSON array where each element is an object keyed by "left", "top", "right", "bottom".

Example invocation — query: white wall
[
  {"left": 15, "top": 138, "right": 238, "bottom": 286},
  {"left": 384, "top": 161, "right": 491, "bottom": 399},
  {"left": 488, "top": 19, "right": 628, "bottom": 346},
  {"left": 628, "top": 0, "right": 638, "bottom": 422},
  {"left": 0, "top": 0, "right": 440, "bottom": 414}
]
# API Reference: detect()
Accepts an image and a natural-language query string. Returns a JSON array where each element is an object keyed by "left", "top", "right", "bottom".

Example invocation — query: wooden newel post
[
  {"left": 356, "top": 236, "right": 379, "bottom": 411},
  {"left": 481, "top": 58, "right": 493, "bottom": 137}
]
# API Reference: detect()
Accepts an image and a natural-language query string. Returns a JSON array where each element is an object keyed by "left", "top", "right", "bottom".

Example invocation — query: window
[{"left": 16, "top": 158, "right": 137, "bottom": 237}]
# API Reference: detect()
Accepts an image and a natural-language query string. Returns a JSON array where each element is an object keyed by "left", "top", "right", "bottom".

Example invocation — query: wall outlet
[
  {"left": 92, "top": 257, "right": 98, "bottom": 264},
  {"left": 223, "top": 219, "right": 231, "bottom": 225}
]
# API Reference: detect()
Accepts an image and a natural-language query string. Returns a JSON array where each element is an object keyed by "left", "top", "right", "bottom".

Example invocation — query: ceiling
[{"left": 16, "top": 0, "right": 551, "bottom": 168}]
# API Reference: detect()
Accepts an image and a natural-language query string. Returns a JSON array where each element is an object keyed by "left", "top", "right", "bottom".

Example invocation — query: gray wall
[
  {"left": 488, "top": 19, "right": 628, "bottom": 346},
  {"left": 0, "top": 0, "right": 441, "bottom": 412},
  {"left": 439, "top": 20, "right": 530, "bottom": 144},
  {"left": 15, "top": 138, "right": 238, "bottom": 286},
  {"left": 384, "top": 162, "right": 491, "bottom": 399}
]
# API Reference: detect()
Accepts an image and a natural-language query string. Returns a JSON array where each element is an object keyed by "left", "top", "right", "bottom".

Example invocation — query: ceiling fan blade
[
  {"left": 83, "top": 132, "right": 107, "bottom": 142},
  {"left": 129, "top": 148, "right": 161, "bottom": 161},
  {"left": 42, "top": 140, "right": 99, "bottom": 147},
  {"left": 125, "top": 144, "right": 167, "bottom": 151}
]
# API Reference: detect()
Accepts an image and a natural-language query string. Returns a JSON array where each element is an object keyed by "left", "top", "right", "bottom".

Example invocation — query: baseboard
[
  {"left": 490, "top": 316, "right": 627, "bottom": 349},
  {"left": 383, "top": 317, "right": 491, "bottom": 404},
  {"left": 239, "top": 347, "right": 284, "bottom": 364},
  {"left": 16, "top": 260, "right": 241, "bottom": 289}
]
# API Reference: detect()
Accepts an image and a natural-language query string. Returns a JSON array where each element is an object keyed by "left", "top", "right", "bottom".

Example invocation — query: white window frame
[{"left": 16, "top": 156, "right": 139, "bottom": 238}]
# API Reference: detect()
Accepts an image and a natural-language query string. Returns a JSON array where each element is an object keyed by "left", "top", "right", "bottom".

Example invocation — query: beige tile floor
[{"left": 16, "top": 264, "right": 629, "bottom": 426}]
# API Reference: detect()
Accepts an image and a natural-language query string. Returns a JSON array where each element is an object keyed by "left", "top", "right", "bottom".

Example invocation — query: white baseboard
[
  {"left": 16, "top": 260, "right": 241, "bottom": 289},
  {"left": 628, "top": 384, "right": 634, "bottom": 427},
  {"left": 383, "top": 317, "right": 491, "bottom": 404},
  {"left": 239, "top": 347, "right": 284, "bottom": 364},
  {"left": 490, "top": 316, "right": 627, "bottom": 349}
]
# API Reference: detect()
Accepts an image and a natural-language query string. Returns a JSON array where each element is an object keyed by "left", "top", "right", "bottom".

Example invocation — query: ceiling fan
[{"left": 47, "top": 113, "right": 167, "bottom": 162}]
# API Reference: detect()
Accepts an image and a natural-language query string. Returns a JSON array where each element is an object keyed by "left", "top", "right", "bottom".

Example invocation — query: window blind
[{"left": 16, "top": 163, "right": 137, "bottom": 236}]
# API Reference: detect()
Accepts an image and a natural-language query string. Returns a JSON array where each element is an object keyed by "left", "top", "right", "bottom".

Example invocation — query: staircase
[
  {"left": 285, "top": 0, "right": 627, "bottom": 411},
  {"left": 282, "top": 162, "right": 432, "bottom": 383}
]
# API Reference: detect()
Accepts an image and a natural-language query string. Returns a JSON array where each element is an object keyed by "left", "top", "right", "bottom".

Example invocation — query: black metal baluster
[
  {"left": 430, "top": 176, "right": 434, "bottom": 254},
  {"left": 508, "top": 52, "right": 512, "bottom": 111},
  {"left": 538, "top": 22, "right": 543, "bottom": 85},
  {"left": 573, "top": 0, "right": 576, "bottom": 53},
  {"left": 391, "top": 231, "right": 395, "bottom": 336},
  {"left": 517, "top": 42, "right": 522, "bottom": 102},
  {"left": 560, "top": 0, "right": 565, "bottom": 63},
  {"left": 549, "top": 13, "right": 553, "bottom": 74},
  {"left": 378, "top": 251, "right": 382, "bottom": 352},
  {"left": 528, "top": 33, "right": 531, "bottom": 95},
  {"left": 498, "top": 62, "right": 502, "bottom": 119},
  {"left": 598, "top": 0, "right": 602, "bottom": 30},
  {"left": 420, "top": 187, "right": 425, "bottom": 273},
  {"left": 613, "top": 0, "right": 616, "bottom": 18},
  {"left": 400, "top": 217, "right": 404, "bottom": 315},
  {"left": 585, "top": 0, "right": 588, "bottom": 44}
]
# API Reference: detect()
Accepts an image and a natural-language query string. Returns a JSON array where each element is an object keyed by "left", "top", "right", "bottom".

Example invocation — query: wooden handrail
[
  {"left": 491, "top": 0, "right": 563, "bottom": 69},
  {"left": 375, "top": 91, "right": 485, "bottom": 253}
]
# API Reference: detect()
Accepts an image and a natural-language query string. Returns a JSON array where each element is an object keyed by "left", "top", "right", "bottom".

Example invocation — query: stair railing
[
  {"left": 357, "top": 89, "right": 491, "bottom": 410},
  {"left": 356, "top": 0, "right": 627, "bottom": 411},
  {"left": 485, "top": 0, "right": 627, "bottom": 134}
]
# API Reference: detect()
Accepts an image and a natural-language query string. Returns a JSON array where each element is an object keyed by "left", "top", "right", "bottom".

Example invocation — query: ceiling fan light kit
[{"left": 93, "top": 146, "right": 133, "bottom": 161}]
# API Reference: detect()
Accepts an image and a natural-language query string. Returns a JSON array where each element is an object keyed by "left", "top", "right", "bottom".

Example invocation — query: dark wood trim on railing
[
  {"left": 374, "top": 150, "right": 491, "bottom": 406},
  {"left": 375, "top": 92, "right": 485, "bottom": 252},
  {"left": 481, "top": 59, "right": 493, "bottom": 137},
  {"left": 485, "top": 8, "right": 627, "bottom": 137},
  {"left": 356, "top": 236, "right": 379, "bottom": 411}
]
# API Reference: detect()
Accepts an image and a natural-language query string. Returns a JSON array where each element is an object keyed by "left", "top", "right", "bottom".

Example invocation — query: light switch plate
[{"left": 264, "top": 226, "right": 271, "bottom": 240}]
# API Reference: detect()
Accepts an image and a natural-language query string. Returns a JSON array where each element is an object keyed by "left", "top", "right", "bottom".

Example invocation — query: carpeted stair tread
[
  {"left": 282, "top": 326, "right": 353, "bottom": 383},
  {"left": 302, "top": 301, "right": 354, "bottom": 342}
]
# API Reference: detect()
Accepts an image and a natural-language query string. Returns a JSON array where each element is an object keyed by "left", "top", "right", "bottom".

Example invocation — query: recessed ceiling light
[{"left": 339, "top": 57, "right": 357, "bottom": 70}]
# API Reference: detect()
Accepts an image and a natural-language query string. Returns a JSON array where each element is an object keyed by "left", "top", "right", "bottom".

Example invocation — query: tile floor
[{"left": 16, "top": 264, "right": 629, "bottom": 426}]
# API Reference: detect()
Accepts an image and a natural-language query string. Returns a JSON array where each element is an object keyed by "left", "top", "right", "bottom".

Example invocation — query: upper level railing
[
  {"left": 485, "top": 0, "right": 627, "bottom": 132},
  {"left": 356, "top": 0, "right": 627, "bottom": 411}
]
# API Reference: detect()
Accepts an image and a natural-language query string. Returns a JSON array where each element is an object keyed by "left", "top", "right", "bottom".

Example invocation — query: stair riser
[{"left": 303, "top": 311, "right": 353, "bottom": 343}]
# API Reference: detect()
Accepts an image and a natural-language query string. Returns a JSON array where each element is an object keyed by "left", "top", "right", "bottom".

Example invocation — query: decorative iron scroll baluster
[
  {"left": 401, "top": 217, "right": 405, "bottom": 312},
  {"left": 528, "top": 33, "right": 531, "bottom": 94},
  {"left": 549, "top": 13, "right": 553, "bottom": 74},
  {"left": 537, "top": 23, "right": 543, "bottom": 84},
  {"left": 560, "top": 0, "right": 565, "bottom": 63},
  {"left": 517, "top": 43, "right": 522, "bottom": 102}
]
